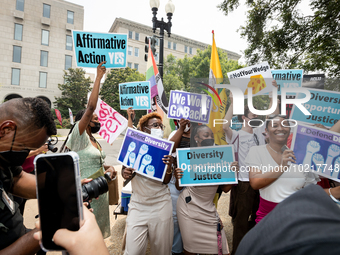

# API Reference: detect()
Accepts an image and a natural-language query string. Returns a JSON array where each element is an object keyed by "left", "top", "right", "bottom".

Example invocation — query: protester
[
  {"left": 122, "top": 112, "right": 174, "bottom": 255},
  {"left": 0, "top": 97, "right": 56, "bottom": 254},
  {"left": 64, "top": 61, "right": 117, "bottom": 238}
]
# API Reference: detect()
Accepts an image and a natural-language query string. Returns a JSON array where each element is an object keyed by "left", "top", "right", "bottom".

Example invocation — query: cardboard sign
[
  {"left": 117, "top": 128, "right": 174, "bottom": 182},
  {"left": 167, "top": 90, "right": 212, "bottom": 124},
  {"left": 72, "top": 30, "right": 127, "bottom": 68},
  {"left": 119, "top": 81, "right": 151, "bottom": 110},
  {"left": 290, "top": 88, "right": 340, "bottom": 128},
  {"left": 291, "top": 124, "right": 340, "bottom": 182},
  {"left": 94, "top": 98, "right": 128, "bottom": 145},
  {"left": 271, "top": 69, "right": 303, "bottom": 95},
  {"left": 176, "top": 145, "right": 237, "bottom": 186},
  {"left": 227, "top": 62, "right": 273, "bottom": 97}
]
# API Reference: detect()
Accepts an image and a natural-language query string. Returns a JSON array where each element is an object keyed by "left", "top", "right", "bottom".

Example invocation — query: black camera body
[
  {"left": 47, "top": 137, "right": 58, "bottom": 153},
  {"left": 82, "top": 172, "right": 112, "bottom": 203}
]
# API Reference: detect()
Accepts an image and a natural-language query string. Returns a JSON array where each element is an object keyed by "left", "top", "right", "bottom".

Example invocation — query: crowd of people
[{"left": 1, "top": 62, "right": 340, "bottom": 255}]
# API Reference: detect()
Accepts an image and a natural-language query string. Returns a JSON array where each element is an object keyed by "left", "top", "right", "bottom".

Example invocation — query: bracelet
[
  {"left": 329, "top": 188, "right": 340, "bottom": 205},
  {"left": 111, "top": 176, "right": 117, "bottom": 181},
  {"left": 166, "top": 168, "right": 173, "bottom": 174}
]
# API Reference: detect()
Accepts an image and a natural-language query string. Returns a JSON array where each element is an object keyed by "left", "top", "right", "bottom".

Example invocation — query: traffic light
[
  {"left": 144, "top": 35, "right": 157, "bottom": 62},
  {"left": 150, "top": 35, "right": 157, "bottom": 56},
  {"left": 144, "top": 36, "right": 150, "bottom": 62}
]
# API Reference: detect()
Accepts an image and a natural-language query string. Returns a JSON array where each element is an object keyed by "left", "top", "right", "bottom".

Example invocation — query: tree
[
  {"left": 218, "top": 0, "right": 340, "bottom": 77},
  {"left": 54, "top": 68, "right": 92, "bottom": 117}
]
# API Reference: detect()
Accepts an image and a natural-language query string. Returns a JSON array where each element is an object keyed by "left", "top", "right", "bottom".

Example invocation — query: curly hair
[
  {"left": 138, "top": 112, "right": 162, "bottom": 131},
  {"left": 190, "top": 124, "right": 210, "bottom": 147}
]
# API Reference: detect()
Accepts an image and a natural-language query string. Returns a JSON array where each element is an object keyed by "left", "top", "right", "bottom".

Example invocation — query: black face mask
[
  {"left": 248, "top": 118, "right": 263, "bottom": 128},
  {"left": 0, "top": 127, "right": 30, "bottom": 167},
  {"left": 90, "top": 121, "right": 101, "bottom": 133},
  {"left": 201, "top": 138, "right": 215, "bottom": 147}
]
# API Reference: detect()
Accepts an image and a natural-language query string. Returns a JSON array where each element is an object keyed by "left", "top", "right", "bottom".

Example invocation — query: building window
[
  {"left": 67, "top": 10, "right": 74, "bottom": 24},
  {"left": 14, "top": 24, "right": 23, "bottom": 41},
  {"left": 13, "top": 46, "right": 22, "bottom": 63},
  {"left": 128, "top": 46, "right": 132, "bottom": 56},
  {"left": 134, "top": 63, "right": 139, "bottom": 71},
  {"left": 11, "top": 68, "right": 20, "bottom": 85},
  {"left": 134, "top": 47, "right": 139, "bottom": 57},
  {"left": 128, "top": 31, "right": 133, "bottom": 39},
  {"left": 135, "top": 32, "right": 139, "bottom": 41},
  {"left": 66, "top": 35, "right": 72, "bottom": 50},
  {"left": 16, "top": 0, "right": 24, "bottom": 11},
  {"left": 189, "top": 47, "right": 193, "bottom": 54},
  {"left": 173, "top": 42, "right": 177, "bottom": 50},
  {"left": 43, "top": 4, "right": 50, "bottom": 18},
  {"left": 127, "top": 62, "right": 132, "bottom": 68},
  {"left": 40, "top": 51, "right": 48, "bottom": 67},
  {"left": 168, "top": 41, "right": 171, "bottom": 49},
  {"left": 185, "top": 45, "right": 188, "bottom": 53},
  {"left": 41, "top": 30, "right": 49, "bottom": 46},
  {"left": 65, "top": 55, "right": 72, "bottom": 70},
  {"left": 39, "top": 72, "right": 47, "bottom": 88}
]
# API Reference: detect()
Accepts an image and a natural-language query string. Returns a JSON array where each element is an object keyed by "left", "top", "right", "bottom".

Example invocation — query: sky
[{"left": 66, "top": 0, "right": 250, "bottom": 70}]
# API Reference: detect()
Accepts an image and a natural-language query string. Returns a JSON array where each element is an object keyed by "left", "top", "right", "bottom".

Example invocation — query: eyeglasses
[
  {"left": 267, "top": 114, "right": 287, "bottom": 119},
  {"left": 253, "top": 133, "right": 259, "bottom": 146},
  {"left": 147, "top": 123, "right": 165, "bottom": 130}
]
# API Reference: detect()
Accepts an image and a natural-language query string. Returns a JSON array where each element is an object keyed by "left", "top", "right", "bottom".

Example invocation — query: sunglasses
[{"left": 147, "top": 123, "right": 165, "bottom": 130}]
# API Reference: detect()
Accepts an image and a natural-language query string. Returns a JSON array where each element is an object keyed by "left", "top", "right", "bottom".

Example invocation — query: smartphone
[
  {"left": 281, "top": 145, "right": 289, "bottom": 153},
  {"left": 34, "top": 152, "right": 83, "bottom": 252}
]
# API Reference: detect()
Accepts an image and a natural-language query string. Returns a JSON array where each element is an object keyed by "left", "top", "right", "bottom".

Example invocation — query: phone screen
[{"left": 36, "top": 154, "right": 80, "bottom": 251}]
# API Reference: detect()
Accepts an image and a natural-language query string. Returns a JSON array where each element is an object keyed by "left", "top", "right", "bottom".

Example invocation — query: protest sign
[
  {"left": 94, "top": 98, "right": 128, "bottom": 145},
  {"left": 291, "top": 123, "right": 340, "bottom": 182},
  {"left": 271, "top": 69, "right": 303, "bottom": 95},
  {"left": 290, "top": 88, "right": 340, "bottom": 127},
  {"left": 167, "top": 90, "right": 212, "bottom": 124},
  {"left": 230, "top": 116, "right": 242, "bottom": 131},
  {"left": 119, "top": 81, "right": 151, "bottom": 110},
  {"left": 72, "top": 30, "right": 127, "bottom": 68},
  {"left": 302, "top": 74, "right": 325, "bottom": 90},
  {"left": 227, "top": 62, "right": 273, "bottom": 97},
  {"left": 176, "top": 145, "right": 237, "bottom": 186},
  {"left": 117, "top": 128, "right": 174, "bottom": 182}
]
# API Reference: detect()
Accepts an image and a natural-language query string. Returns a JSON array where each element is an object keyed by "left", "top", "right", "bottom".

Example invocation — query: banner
[
  {"left": 72, "top": 30, "right": 127, "bottom": 68},
  {"left": 227, "top": 61, "right": 273, "bottom": 97},
  {"left": 68, "top": 108, "right": 74, "bottom": 125},
  {"left": 119, "top": 81, "right": 151, "bottom": 110},
  {"left": 290, "top": 88, "right": 340, "bottom": 127},
  {"left": 176, "top": 145, "right": 237, "bottom": 186},
  {"left": 291, "top": 123, "right": 340, "bottom": 182},
  {"left": 167, "top": 90, "right": 212, "bottom": 124},
  {"left": 271, "top": 69, "right": 303, "bottom": 95},
  {"left": 94, "top": 98, "right": 128, "bottom": 145},
  {"left": 54, "top": 109, "right": 62, "bottom": 126},
  {"left": 302, "top": 74, "right": 325, "bottom": 90},
  {"left": 117, "top": 128, "right": 174, "bottom": 182}
]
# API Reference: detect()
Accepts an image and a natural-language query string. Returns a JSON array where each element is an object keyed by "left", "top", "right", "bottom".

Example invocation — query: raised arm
[
  {"left": 223, "top": 93, "right": 234, "bottom": 141},
  {"left": 127, "top": 107, "right": 135, "bottom": 128},
  {"left": 268, "top": 80, "right": 280, "bottom": 115}
]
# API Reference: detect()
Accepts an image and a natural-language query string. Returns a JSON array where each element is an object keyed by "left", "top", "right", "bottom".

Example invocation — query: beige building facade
[{"left": 0, "top": 0, "right": 83, "bottom": 106}]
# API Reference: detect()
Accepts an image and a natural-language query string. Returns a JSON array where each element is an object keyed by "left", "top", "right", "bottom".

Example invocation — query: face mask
[
  {"left": 151, "top": 128, "right": 164, "bottom": 139},
  {"left": 184, "top": 124, "right": 190, "bottom": 133},
  {"left": 248, "top": 118, "right": 262, "bottom": 128},
  {"left": 0, "top": 127, "right": 30, "bottom": 167},
  {"left": 201, "top": 138, "right": 214, "bottom": 147},
  {"left": 90, "top": 121, "right": 101, "bottom": 133}
]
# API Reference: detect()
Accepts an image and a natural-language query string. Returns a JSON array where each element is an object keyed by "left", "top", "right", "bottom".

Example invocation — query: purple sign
[
  {"left": 291, "top": 124, "right": 340, "bottom": 182},
  {"left": 117, "top": 127, "right": 174, "bottom": 182},
  {"left": 167, "top": 90, "right": 212, "bottom": 124}
]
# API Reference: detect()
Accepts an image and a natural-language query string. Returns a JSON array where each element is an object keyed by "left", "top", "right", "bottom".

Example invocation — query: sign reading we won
[{"left": 94, "top": 98, "right": 128, "bottom": 144}]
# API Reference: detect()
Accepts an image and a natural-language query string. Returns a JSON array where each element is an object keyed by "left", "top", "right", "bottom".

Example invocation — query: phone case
[{"left": 34, "top": 151, "right": 84, "bottom": 252}]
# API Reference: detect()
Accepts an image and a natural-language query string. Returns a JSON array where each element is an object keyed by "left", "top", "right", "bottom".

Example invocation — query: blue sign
[
  {"left": 167, "top": 90, "right": 212, "bottom": 124},
  {"left": 119, "top": 81, "right": 151, "bottom": 110},
  {"left": 117, "top": 128, "right": 174, "bottom": 182},
  {"left": 230, "top": 116, "right": 242, "bottom": 131},
  {"left": 290, "top": 88, "right": 340, "bottom": 128},
  {"left": 291, "top": 124, "right": 340, "bottom": 182},
  {"left": 72, "top": 30, "right": 127, "bottom": 68},
  {"left": 176, "top": 145, "right": 237, "bottom": 186},
  {"left": 271, "top": 69, "right": 303, "bottom": 95}
]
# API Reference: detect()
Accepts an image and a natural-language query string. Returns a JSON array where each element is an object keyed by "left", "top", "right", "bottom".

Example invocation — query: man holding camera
[{"left": 0, "top": 97, "right": 56, "bottom": 254}]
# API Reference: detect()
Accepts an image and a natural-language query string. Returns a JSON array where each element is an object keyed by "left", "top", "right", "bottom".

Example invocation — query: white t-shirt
[
  {"left": 226, "top": 126, "right": 266, "bottom": 181},
  {"left": 245, "top": 145, "right": 319, "bottom": 203}
]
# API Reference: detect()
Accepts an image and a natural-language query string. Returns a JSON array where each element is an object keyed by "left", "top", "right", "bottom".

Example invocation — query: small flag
[
  {"left": 68, "top": 108, "right": 74, "bottom": 125},
  {"left": 55, "top": 109, "right": 62, "bottom": 126}
]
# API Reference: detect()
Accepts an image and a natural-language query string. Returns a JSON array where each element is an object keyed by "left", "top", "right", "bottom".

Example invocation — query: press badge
[{"left": 1, "top": 188, "right": 15, "bottom": 214}]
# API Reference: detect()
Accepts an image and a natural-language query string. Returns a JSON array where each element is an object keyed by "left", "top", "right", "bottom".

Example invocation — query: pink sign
[{"left": 94, "top": 98, "right": 128, "bottom": 145}]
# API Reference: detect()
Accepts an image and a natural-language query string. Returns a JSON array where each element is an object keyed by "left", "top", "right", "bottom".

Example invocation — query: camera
[
  {"left": 82, "top": 172, "right": 112, "bottom": 203},
  {"left": 47, "top": 137, "right": 58, "bottom": 153}
]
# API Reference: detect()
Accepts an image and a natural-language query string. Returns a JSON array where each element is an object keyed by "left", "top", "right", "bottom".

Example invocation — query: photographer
[{"left": 0, "top": 97, "right": 56, "bottom": 254}]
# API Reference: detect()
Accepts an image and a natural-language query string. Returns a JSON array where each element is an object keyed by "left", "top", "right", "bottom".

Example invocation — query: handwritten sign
[
  {"left": 119, "top": 81, "right": 151, "bottom": 110},
  {"left": 94, "top": 98, "right": 128, "bottom": 145}
]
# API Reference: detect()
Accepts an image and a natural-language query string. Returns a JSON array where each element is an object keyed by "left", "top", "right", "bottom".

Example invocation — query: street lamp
[{"left": 149, "top": 0, "right": 175, "bottom": 80}]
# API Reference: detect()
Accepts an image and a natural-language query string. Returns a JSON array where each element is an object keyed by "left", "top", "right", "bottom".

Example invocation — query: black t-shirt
[
  {"left": 0, "top": 166, "right": 25, "bottom": 250},
  {"left": 236, "top": 184, "right": 340, "bottom": 255}
]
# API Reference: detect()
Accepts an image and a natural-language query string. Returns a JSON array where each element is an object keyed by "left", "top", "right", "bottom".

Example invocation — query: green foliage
[
  {"left": 54, "top": 68, "right": 92, "bottom": 117},
  {"left": 218, "top": 0, "right": 340, "bottom": 77}
]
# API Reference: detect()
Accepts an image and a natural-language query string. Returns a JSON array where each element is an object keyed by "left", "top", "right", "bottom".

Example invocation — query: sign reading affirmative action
[
  {"left": 271, "top": 69, "right": 303, "bottom": 95},
  {"left": 119, "top": 81, "right": 151, "bottom": 110},
  {"left": 72, "top": 30, "right": 127, "bottom": 68},
  {"left": 167, "top": 90, "right": 212, "bottom": 124},
  {"left": 176, "top": 145, "right": 237, "bottom": 186}
]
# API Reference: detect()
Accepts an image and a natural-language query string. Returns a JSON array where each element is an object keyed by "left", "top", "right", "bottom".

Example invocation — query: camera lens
[{"left": 82, "top": 176, "right": 109, "bottom": 202}]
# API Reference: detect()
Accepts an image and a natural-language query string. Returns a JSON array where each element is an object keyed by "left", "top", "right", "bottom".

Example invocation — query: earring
[{"left": 195, "top": 140, "right": 198, "bottom": 143}]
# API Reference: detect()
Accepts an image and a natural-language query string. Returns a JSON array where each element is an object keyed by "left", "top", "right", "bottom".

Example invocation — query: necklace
[
  {"left": 268, "top": 144, "right": 281, "bottom": 154},
  {"left": 89, "top": 136, "right": 96, "bottom": 142}
]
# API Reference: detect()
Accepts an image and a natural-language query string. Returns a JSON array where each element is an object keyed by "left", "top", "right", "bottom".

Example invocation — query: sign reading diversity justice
[
  {"left": 72, "top": 30, "right": 127, "bottom": 68},
  {"left": 117, "top": 128, "right": 174, "bottom": 182},
  {"left": 291, "top": 124, "right": 340, "bottom": 182},
  {"left": 176, "top": 145, "right": 237, "bottom": 186},
  {"left": 119, "top": 81, "right": 151, "bottom": 110},
  {"left": 167, "top": 90, "right": 212, "bottom": 124}
]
